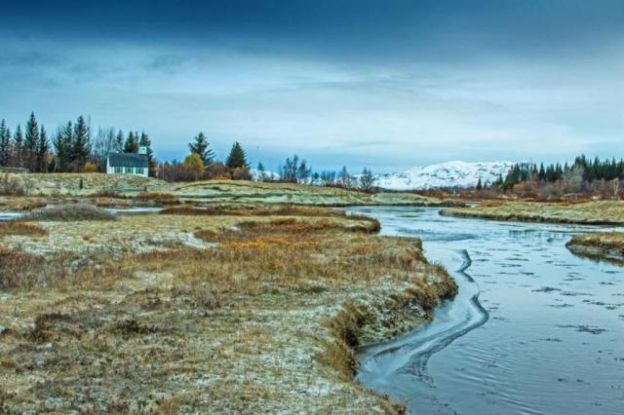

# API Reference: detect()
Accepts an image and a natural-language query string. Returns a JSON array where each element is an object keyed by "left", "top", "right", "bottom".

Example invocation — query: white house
[{"left": 106, "top": 147, "right": 149, "bottom": 177}]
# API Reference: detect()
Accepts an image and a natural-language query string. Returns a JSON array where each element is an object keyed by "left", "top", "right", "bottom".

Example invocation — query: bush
[
  {"left": 0, "top": 174, "right": 25, "bottom": 196},
  {"left": 23, "top": 204, "right": 117, "bottom": 222}
]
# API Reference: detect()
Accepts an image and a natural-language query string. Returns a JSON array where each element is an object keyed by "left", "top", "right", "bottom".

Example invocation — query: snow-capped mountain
[{"left": 375, "top": 161, "right": 514, "bottom": 190}]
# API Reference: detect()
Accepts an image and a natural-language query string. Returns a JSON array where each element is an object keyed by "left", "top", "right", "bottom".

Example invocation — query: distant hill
[{"left": 375, "top": 161, "right": 515, "bottom": 190}]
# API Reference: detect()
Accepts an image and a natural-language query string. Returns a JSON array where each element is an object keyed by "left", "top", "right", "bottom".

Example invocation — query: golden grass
[
  {"left": 0, "top": 207, "right": 454, "bottom": 413},
  {"left": 0, "top": 222, "right": 48, "bottom": 237},
  {"left": 566, "top": 232, "right": 624, "bottom": 264},
  {"left": 442, "top": 200, "right": 624, "bottom": 225}
]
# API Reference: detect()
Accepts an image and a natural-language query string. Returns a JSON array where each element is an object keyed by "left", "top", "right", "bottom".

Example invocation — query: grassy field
[
  {"left": 440, "top": 200, "right": 624, "bottom": 225},
  {"left": 1, "top": 173, "right": 460, "bottom": 208},
  {"left": 0, "top": 206, "right": 456, "bottom": 413},
  {"left": 566, "top": 232, "right": 624, "bottom": 265}
]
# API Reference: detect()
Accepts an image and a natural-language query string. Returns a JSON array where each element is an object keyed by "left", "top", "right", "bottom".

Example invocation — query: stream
[{"left": 350, "top": 206, "right": 624, "bottom": 415}]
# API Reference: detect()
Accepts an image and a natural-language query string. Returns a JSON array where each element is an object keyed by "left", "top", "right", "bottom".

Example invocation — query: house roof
[{"left": 108, "top": 152, "right": 149, "bottom": 168}]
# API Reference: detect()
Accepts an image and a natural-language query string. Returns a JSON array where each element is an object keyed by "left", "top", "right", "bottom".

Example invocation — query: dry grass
[
  {"left": 0, "top": 222, "right": 48, "bottom": 237},
  {"left": 23, "top": 204, "right": 117, "bottom": 222},
  {"left": 566, "top": 232, "right": 624, "bottom": 264},
  {"left": 441, "top": 200, "right": 624, "bottom": 225},
  {"left": 0, "top": 207, "right": 454, "bottom": 414},
  {"left": 136, "top": 191, "right": 180, "bottom": 205}
]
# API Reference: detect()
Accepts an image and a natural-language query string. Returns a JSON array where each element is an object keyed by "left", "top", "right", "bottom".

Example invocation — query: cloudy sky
[{"left": 1, "top": 1, "right": 623, "bottom": 172}]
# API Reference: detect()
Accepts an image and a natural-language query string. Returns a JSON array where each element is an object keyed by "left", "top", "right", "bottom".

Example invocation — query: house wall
[{"left": 106, "top": 156, "right": 149, "bottom": 177}]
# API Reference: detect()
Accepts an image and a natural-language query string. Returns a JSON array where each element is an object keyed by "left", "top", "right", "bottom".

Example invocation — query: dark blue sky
[{"left": 1, "top": 0, "right": 623, "bottom": 171}]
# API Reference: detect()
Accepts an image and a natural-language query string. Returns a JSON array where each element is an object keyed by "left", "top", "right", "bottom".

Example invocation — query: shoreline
[
  {"left": 439, "top": 201, "right": 624, "bottom": 226},
  {"left": 566, "top": 233, "right": 624, "bottom": 265},
  {"left": 0, "top": 205, "right": 457, "bottom": 413},
  {"left": 325, "top": 259, "right": 458, "bottom": 409}
]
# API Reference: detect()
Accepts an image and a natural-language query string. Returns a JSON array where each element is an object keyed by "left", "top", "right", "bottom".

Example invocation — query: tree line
[
  {"left": 160, "top": 132, "right": 252, "bottom": 182},
  {"left": 256, "top": 154, "right": 376, "bottom": 191},
  {"left": 497, "top": 155, "right": 624, "bottom": 190},
  {"left": 0, "top": 113, "right": 156, "bottom": 174},
  {"left": 1, "top": 113, "right": 377, "bottom": 189}
]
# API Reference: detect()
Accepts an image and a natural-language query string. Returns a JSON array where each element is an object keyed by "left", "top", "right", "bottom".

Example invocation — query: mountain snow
[
  {"left": 252, "top": 161, "right": 514, "bottom": 190},
  {"left": 374, "top": 161, "right": 514, "bottom": 190}
]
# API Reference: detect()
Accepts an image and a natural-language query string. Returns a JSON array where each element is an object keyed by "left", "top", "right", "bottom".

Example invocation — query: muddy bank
[{"left": 566, "top": 232, "right": 624, "bottom": 265}]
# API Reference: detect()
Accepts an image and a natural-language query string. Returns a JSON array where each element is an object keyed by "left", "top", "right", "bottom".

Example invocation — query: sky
[{"left": 1, "top": 0, "right": 623, "bottom": 172}]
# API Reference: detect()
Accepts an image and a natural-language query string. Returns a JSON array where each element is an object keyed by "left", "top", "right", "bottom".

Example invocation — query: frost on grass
[{"left": 0, "top": 207, "right": 455, "bottom": 414}]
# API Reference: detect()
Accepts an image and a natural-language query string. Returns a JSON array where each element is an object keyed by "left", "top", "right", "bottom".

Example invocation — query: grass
[
  {"left": 566, "top": 232, "right": 624, "bottom": 264},
  {"left": 0, "top": 222, "right": 48, "bottom": 237},
  {"left": 441, "top": 200, "right": 624, "bottom": 225},
  {"left": 0, "top": 206, "right": 455, "bottom": 414},
  {"left": 22, "top": 204, "right": 117, "bottom": 222}
]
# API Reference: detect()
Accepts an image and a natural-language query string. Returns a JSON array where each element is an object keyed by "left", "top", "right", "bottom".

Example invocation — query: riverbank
[
  {"left": 0, "top": 206, "right": 456, "bottom": 413},
  {"left": 440, "top": 200, "right": 624, "bottom": 225},
  {"left": 566, "top": 232, "right": 624, "bottom": 265}
]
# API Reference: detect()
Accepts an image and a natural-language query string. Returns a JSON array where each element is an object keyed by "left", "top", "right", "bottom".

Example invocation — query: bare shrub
[
  {"left": 0, "top": 174, "right": 25, "bottom": 196},
  {"left": 23, "top": 205, "right": 116, "bottom": 222}
]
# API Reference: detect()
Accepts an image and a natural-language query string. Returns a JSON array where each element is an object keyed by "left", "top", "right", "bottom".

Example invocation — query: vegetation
[
  {"left": 23, "top": 205, "right": 117, "bottom": 222},
  {"left": 482, "top": 155, "right": 624, "bottom": 200},
  {"left": 0, "top": 206, "right": 455, "bottom": 413},
  {"left": 188, "top": 132, "right": 215, "bottom": 167},
  {"left": 0, "top": 222, "right": 48, "bottom": 237},
  {"left": 566, "top": 232, "right": 624, "bottom": 265},
  {"left": 441, "top": 200, "right": 624, "bottom": 225}
]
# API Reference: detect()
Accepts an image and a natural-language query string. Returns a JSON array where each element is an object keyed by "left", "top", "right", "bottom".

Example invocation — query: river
[{"left": 350, "top": 206, "right": 624, "bottom": 415}]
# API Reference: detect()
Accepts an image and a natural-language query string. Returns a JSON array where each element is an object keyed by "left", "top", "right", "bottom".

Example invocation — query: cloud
[{"left": 0, "top": 1, "right": 623, "bottom": 171}]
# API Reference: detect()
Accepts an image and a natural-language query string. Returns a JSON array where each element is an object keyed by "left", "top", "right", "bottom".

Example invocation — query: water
[
  {"left": 0, "top": 212, "right": 24, "bottom": 222},
  {"left": 351, "top": 206, "right": 624, "bottom": 415}
]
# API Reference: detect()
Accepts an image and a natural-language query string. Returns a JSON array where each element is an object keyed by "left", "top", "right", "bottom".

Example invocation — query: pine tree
[
  {"left": 12, "top": 125, "right": 23, "bottom": 168},
  {"left": 256, "top": 162, "right": 266, "bottom": 181},
  {"left": 36, "top": 125, "right": 49, "bottom": 172},
  {"left": 114, "top": 130, "right": 124, "bottom": 153},
  {"left": 139, "top": 131, "right": 156, "bottom": 175},
  {"left": 72, "top": 115, "right": 91, "bottom": 171},
  {"left": 0, "top": 119, "right": 10, "bottom": 167},
  {"left": 54, "top": 121, "right": 73, "bottom": 172},
  {"left": 225, "top": 141, "right": 248, "bottom": 169},
  {"left": 476, "top": 177, "right": 483, "bottom": 191},
  {"left": 124, "top": 131, "right": 139, "bottom": 153},
  {"left": 189, "top": 132, "right": 215, "bottom": 166},
  {"left": 24, "top": 112, "right": 39, "bottom": 171}
]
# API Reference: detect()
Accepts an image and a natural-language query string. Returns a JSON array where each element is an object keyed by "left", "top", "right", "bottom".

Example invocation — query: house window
[
  {"left": 136, "top": 168, "right": 144, "bottom": 175},
  {"left": 125, "top": 167, "right": 134, "bottom": 174},
  {"left": 114, "top": 167, "right": 122, "bottom": 174}
]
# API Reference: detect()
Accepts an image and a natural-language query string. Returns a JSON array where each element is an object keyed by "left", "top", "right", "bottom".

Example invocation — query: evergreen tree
[
  {"left": 12, "top": 125, "right": 23, "bottom": 168},
  {"left": 124, "top": 131, "right": 139, "bottom": 153},
  {"left": 113, "top": 130, "right": 124, "bottom": 153},
  {"left": 139, "top": 131, "right": 156, "bottom": 175},
  {"left": 72, "top": 115, "right": 91, "bottom": 171},
  {"left": 225, "top": 141, "right": 248, "bottom": 169},
  {"left": 476, "top": 177, "right": 483, "bottom": 191},
  {"left": 36, "top": 125, "right": 49, "bottom": 172},
  {"left": 24, "top": 112, "right": 39, "bottom": 171},
  {"left": 54, "top": 121, "right": 73, "bottom": 172},
  {"left": 188, "top": 132, "right": 215, "bottom": 166},
  {"left": 0, "top": 120, "right": 10, "bottom": 167},
  {"left": 256, "top": 162, "right": 266, "bottom": 181}
]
